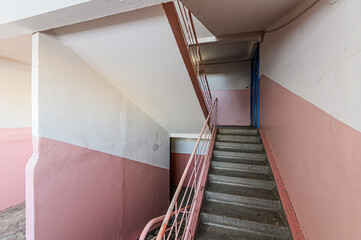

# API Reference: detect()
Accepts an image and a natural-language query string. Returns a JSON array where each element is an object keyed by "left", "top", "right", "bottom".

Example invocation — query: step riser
[
  {"left": 215, "top": 142, "right": 264, "bottom": 151},
  {"left": 211, "top": 162, "right": 270, "bottom": 174},
  {"left": 217, "top": 129, "right": 258, "bottom": 135},
  {"left": 208, "top": 175, "right": 274, "bottom": 190},
  {"left": 213, "top": 150, "right": 266, "bottom": 161},
  {"left": 217, "top": 135, "right": 261, "bottom": 143},
  {"left": 201, "top": 213, "right": 290, "bottom": 239},
  {"left": 205, "top": 192, "right": 280, "bottom": 211}
]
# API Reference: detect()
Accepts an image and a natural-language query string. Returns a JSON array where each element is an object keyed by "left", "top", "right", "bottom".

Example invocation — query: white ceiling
[
  {"left": 181, "top": 0, "right": 304, "bottom": 36},
  {"left": 197, "top": 41, "right": 254, "bottom": 65},
  {"left": 51, "top": 5, "right": 205, "bottom": 134},
  {"left": 0, "top": 34, "right": 32, "bottom": 65},
  {"left": 0, "top": 0, "right": 171, "bottom": 40}
]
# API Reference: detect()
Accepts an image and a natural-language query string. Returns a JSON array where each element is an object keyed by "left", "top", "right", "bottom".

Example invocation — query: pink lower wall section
[
  {"left": 260, "top": 75, "right": 361, "bottom": 240},
  {"left": 30, "top": 137, "right": 169, "bottom": 240},
  {"left": 170, "top": 152, "right": 192, "bottom": 186},
  {"left": 0, "top": 128, "right": 32, "bottom": 211},
  {"left": 211, "top": 89, "right": 250, "bottom": 126}
]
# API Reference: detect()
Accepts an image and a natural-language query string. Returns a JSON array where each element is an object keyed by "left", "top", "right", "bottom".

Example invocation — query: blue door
[{"left": 250, "top": 44, "right": 260, "bottom": 128}]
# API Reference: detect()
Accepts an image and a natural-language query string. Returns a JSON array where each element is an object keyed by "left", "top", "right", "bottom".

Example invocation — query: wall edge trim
[{"left": 259, "top": 129, "right": 306, "bottom": 240}]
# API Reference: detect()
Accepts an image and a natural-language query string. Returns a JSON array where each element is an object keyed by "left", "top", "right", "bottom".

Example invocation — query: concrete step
[
  {"left": 216, "top": 141, "right": 264, "bottom": 151},
  {"left": 212, "top": 157, "right": 270, "bottom": 174},
  {"left": 217, "top": 127, "right": 259, "bottom": 136},
  {"left": 208, "top": 168, "right": 274, "bottom": 190},
  {"left": 196, "top": 224, "right": 285, "bottom": 240},
  {"left": 213, "top": 149, "right": 267, "bottom": 161},
  {"left": 205, "top": 182, "right": 280, "bottom": 211},
  {"left": 200, "top": 201, "right": 290, "bottom": 239},
  {"left": 217, "top": 134, "right": 261, "bottom": 143}
]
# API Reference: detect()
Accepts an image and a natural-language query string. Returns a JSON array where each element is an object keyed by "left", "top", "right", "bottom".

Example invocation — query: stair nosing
[{"left": 201, "top": 212, "right": 289, "bottom": 237}]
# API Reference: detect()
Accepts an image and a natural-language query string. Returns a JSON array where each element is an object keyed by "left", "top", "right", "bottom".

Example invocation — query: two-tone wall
[
  {"left": 260, "top": 0, "right": 361, "bottom": 239},
  {"left": 26, "top": 33, "right": 170, "bottom": 240},
  {"left": 170, "top": 137, "right": 198, "bottom": 186},
  {"left": 206, "top": 62, "right": 251, "bottom": 126},
  {"left": 0, "top": 58, "right": 32, "bottom": 211}
]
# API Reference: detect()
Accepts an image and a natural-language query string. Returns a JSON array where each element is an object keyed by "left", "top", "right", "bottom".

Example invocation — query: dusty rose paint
[
  {"left": 29, "top": 137, "right": 169, "bottom": 240},
  {"left": 260, "top": 129, "right": 305, "bottom": 240},
  {"left": 0, "top": 127, "right": 32, "bottom": 211},
  {"left": 260, "top": 75, "right": 361, "bottom": 240},
  {"left": 211, "top": 89, "right": 250, "bottom": 126},
  {"left": 171, "top": 152, "right": 192, "bottom": 186}
]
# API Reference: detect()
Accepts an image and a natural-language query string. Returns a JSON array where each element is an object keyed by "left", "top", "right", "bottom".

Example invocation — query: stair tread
[
  {"left": 214, "top": 148, "right": 265, "bottom": 154},
  {"left": 212, "top": 157, "right": 268, "bottom": 166},
  {"left": 210, "top": 169, "right": 272, "bottom": 181},
  {"left": 197, "top": 224, "right": 283, "bottom": 240},
  {"left": 202, "top": 201, "right": 286, "bottom": 227},
  {"left": 216, "top": 141, "right": 263, "bottom": 145},
  {"left": 206, "top": 182, "right": 278, "bottom": 201},
  {"left": 218, "top": 126, "right": 257, "bottom": 129}
]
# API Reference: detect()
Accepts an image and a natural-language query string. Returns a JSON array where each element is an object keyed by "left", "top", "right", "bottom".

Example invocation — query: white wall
[
  {"left": 171, "top": 137, "right": 197, "bottom": 154},
  {"left": 0, "top": 58, "right": 31, "bottom": 128},
  {"left": 33, "top": 32, "right": 170, "bottom": 169},
  {"left": 52, "top": 5, "right": 205, "bottom": 134},
  {"left": 206, "top": 62, "right": 251, "bottom": 91},
  {"left": 0, "top": 0, "right": 90, "bottom": 25},
  {"left": 261, "top": 0, "right": 361, "bottom": 132},
  {"left": 0, "top": 0, "right": 170, "bottom": 40}
]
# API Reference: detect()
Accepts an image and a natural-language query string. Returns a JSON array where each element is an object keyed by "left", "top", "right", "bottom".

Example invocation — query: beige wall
[
  {"left": 0, "top": 58, "right": 31, "bottom": 128},
  {"left": 261, "top": 0, "right": 361, "bottom": 132}
]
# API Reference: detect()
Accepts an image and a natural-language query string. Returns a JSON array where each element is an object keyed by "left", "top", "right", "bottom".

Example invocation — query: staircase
[{"left": 196, "top": 126, "right": 293, "bottom": 240}]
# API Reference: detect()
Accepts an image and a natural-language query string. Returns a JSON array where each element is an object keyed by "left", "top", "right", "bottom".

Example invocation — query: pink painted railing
[
  {"left": 139, "top": 98, "right": 218, "bottom": 240},
  {"left": 174, "top": 0, "right": 212, "bottom": 112}
]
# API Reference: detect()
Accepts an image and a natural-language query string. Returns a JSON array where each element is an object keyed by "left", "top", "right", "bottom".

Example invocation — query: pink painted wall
[
  {"left": 170, "top": 152, "right": 192, "bottom": 186},
  {"left": 211, "top": 89, "right": 250, "bottom": 126},
  {"left": 0, "top": 128, "right": 32, "bottom": 211},
  {"left": 32, "top": 137, "right": 169, "bottom": 240},
  {"left": 259, "top": 75, "right": 361, "bottom": 240},
  {"left": 27, "top": 33, "right": 171, "bottom": 240}
]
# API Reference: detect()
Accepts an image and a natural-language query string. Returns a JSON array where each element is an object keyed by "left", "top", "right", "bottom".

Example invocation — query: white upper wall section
[
  {"left": 206, "top": 62, "right": 251, "bottom": 91},
  {"left": 0, "top": 0, "right": 170, "bottom": 40},
  {"left": 261, "top": 0, "right": 361, "bottom": 132},
  {"left": 33, "top": 33, "right": 170, "bottom": 169},
  {"left": 0, "top": 58, "right": 31, "bottom": 128},
  {"left": 52, "top": 5, "right": 205, "bottom": 134},
  {"left": 0, "top": 0, "right": 90, "bottom": 24},
  {"left": 0, "top": 34, "right": 32, "bottom": 65}
]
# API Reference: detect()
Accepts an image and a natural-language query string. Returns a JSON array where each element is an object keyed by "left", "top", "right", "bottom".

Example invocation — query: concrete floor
[{"left": 0, "top": 203, "right": 26, "bottom": 240}]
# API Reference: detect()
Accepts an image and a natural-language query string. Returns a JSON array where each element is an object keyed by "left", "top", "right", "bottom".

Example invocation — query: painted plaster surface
[
  {"left": 0, "top": 58, "right": 31, "bottom": 128},
  {"left": 211, "top": 89, "right": 250, "bottom": 126},
  {"left": 171, "top": 138, "right": 196, "bottom": 186},
  {"left": 51, "top": 5, "right": 205, "bottom": 134},
  {"left": 260, "top": 76, "right": 361, "bottom": 240},
  {"left": 206, "top": 62, "right": 251, "bottom": 126},
  {"left": 260, "top": 130, "right": 305, "bottom": 240},
  {"left": 0, "top": 0, "right": 171, "bottom": 40},
  {"left": 170, "top": 152, "right": 192, "bottom": 186},
  {"left": 0, "top": 203, "right": 25, "bottom": 240},
  {"left": 27, "top": 33, "right": 170, "bottom": 240},
  {"left": 0, "top": 128, "right": 32, "bottom": 211},
  {"left": 34, "top": 33, "right": 170, "bottom": 169},
  {"left": 261, "top": 0, "right": 361, "bottom": 132},
  {"left": 33, "top": 137, "right": 169, "bottom": 240}
]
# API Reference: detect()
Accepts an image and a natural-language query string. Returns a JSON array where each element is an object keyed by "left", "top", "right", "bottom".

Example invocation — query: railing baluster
[{"left": 139, "top": 2, "right": 217, "bottom": 239}]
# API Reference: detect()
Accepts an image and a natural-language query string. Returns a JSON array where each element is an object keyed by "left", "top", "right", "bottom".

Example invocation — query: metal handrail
[
  {"left": 139, "top": 98, "right": 218, "bottom": 240},
  {"left": 139, "top": 205, "right": 190, "bottom": 240},
  {"left": 174, "top": 0, "right": 212, "bottom": 112}
]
